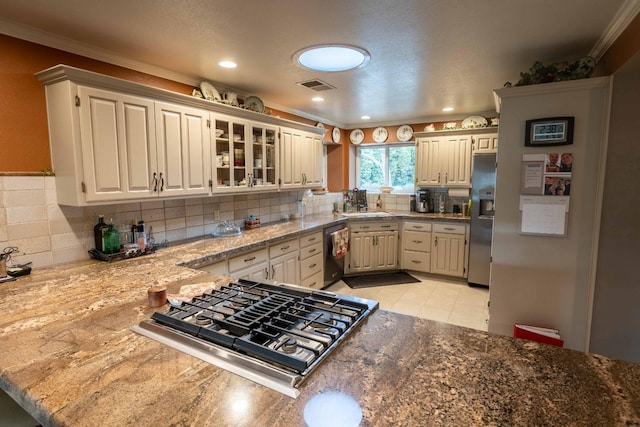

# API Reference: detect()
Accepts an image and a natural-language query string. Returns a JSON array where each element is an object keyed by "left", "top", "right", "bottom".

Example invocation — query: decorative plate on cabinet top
[
  {"left": 332, "top": 127, "right": 341, "bottom": 143},
  {"left": 244, "top": 96, "right": 264, "bottom": 113},
  {"left": 350, "top": 129, "right": 364, "bottom": 145},
  {"left": 396, "top": 125, "right": 413, "bottom": 141},
  {"left": 200, "top": 82, "right": 220, "bottom": 101},
  {"left": 461, "top": 115, "right": 488, "bottom": 129},
  {"left": 372, "top": 127, "right": 388, "bottom": 143}
]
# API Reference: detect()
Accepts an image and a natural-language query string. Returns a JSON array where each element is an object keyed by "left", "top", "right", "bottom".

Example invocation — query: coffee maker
[{"left": 416, "top": 189, "right": 431, "bottom": 213}]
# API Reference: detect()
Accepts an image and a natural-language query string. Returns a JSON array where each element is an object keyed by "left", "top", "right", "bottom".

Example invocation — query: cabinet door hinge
[
  {"left": 75, "top": 95, "right": 81, "bottom": 107},
  {"left": 490, "top": 256, "right": 493, "bottom": 263},
  {"left": 206, "top": 119, "right": 211, "bottom": 128},
  {"left": 208, "top": 179, "right": 213, "bottom": 189},
  {"left": 81, "top": 182, "right": 86, "bottom": 193}
]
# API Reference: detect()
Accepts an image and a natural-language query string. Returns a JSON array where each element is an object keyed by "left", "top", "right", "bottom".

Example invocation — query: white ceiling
[{"left": 0, "top": 0, "right": 637, "bottom": 128}]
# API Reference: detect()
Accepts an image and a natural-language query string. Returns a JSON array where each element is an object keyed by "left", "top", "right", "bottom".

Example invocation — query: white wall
[
  {"left": 489, "top": 77, "right": 611, "bottom": 351},
  {"left": 590, "top": 54, "right": 640, "bottom": 363}
]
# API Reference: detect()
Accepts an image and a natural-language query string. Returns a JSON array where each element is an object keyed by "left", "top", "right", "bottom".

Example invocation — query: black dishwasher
[{"left": 324, "top": 224, "right": 346, "bottom": 288}]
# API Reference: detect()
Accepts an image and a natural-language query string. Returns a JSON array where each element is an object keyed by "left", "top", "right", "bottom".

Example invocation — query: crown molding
[{"left": 589, "top": 0, "right": 640, "bottom": 61}]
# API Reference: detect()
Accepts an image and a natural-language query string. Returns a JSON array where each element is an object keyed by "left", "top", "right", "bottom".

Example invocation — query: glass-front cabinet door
[
  {"left": 212, "top": 114, "right": 249, "bottom": 191},
  {"left": 249, "top": 123, "right": 278, "bottom": 189}
]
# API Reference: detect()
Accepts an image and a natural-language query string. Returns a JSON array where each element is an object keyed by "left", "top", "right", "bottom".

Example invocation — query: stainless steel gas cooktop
[{"left": 132, "top": 278, "right": 378, "bottom": 398}]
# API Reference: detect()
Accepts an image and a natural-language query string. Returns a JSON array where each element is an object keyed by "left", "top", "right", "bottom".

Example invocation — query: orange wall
[
  {"left": 596, "top": 12, "right": 640, "bottom": 75},
  {"left": 0, "top": 35, "right": 198, "bottom": 172}
]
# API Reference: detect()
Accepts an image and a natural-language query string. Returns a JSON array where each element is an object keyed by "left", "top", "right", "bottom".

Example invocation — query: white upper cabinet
[
  {"left": 36, "top": 65, "right": 325, "bottom": 205},
  {"left": 415, "top": 134, "right": 472, "bottom": 188},
  {"left": 78, "top": 86, "right": 156, "bottom": 203},
  {"left": 154, "top": 102, "right": 211, "bottom": 197},
  {"left": 280, "top": 127, "right": 324, "bottom": 189},
  {"left": 472, "top": 133, "right": 498, "bottom": 153}
]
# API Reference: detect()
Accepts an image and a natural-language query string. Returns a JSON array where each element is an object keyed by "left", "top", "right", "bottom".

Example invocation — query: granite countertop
[{"left": 1, "top": 213, "right": 638, "bottom": 426}]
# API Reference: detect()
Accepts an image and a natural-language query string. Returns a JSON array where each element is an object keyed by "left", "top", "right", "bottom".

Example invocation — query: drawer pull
[
  {"left": 309, "top": 237, "right": 317, "bottom": 242},
  {"left": 244, "top": 256, "right": 256, "bottom": 262},
  {"left": 411, "top": 260, "right": 422, "bottom": 264},
  {"left": 309, "top": 263, "right": 317, "bottom": 269},
  {"left": 309, "top": 281, "right": 316, "bottom": 287},
  {"left": 412, "top": 240, "right": 423, "bottom": 244},
  {"left": 444, "top": 227, "right": 455, "bottom": 231},
  {"left": 308, "top": 248, "right": 317, "bottom": 254},
  {"left": 281, "top": 245, "right": 290, "bottom": 250},
  {"left": 361, "top": 226, "right": 370, "bottom": 229},
  {"left": 381, "top": 225, "right": 391, "bottom": 228},
  {"left": 413, "top": 225, "right": 423, "bottom": 229}
]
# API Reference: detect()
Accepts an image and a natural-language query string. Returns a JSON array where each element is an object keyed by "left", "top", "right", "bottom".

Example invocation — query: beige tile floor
[{"left": 327, "top": 272, "right": 490, "bottom": 331}]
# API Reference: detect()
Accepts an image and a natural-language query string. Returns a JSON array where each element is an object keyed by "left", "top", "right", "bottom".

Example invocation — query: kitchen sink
[{"left": 341, "top": 212, "right": 392, "bottom": 218}]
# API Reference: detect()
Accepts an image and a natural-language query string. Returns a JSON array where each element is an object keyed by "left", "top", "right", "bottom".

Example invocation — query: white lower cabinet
[
  {"left": 299, "top": 231, "right": 324, "bottom": 289},
  {"left": 401, "top": 221, "right": 432, "bottom": 273},
  {"left": 431, "top": 223, "right": 467, "bottom": 278},
  {"left": 228, "top": 248, "right": 269, "bottom": 281},
  {"left": 198, "top": 260, "right": 228, "bottom": 276},
  {"left": 347, "top": 221, "right": 399, "bottom": 274},
  {"left": 269, "top": 238, "right": 300, "bottom": 283}
]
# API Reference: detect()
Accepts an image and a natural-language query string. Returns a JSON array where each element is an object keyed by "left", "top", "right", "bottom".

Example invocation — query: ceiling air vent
[{"left": 297, "top": 79, "right": 336, "bottom": 92}]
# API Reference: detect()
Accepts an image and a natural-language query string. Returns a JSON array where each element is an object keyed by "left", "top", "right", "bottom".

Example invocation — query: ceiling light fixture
[
  {"left": 442, "top": 106, "right": 454, "bottom": 112},
  {"left": 293, "top": 44, "right": 370, "bottom": 72},
  {"left": 361, "top": 115, "right": 371, "bottom": 120},
  {"left": 312, "top": 96, "right": 324, "bottom": 102},
  {"left": 219, "top": 61, "right": 237, "bottom": 69}
]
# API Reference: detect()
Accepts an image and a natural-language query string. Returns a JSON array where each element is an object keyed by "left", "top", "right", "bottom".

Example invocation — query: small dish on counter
[{"left": 212, "top": 221, "right": 242, "bottom": 237}]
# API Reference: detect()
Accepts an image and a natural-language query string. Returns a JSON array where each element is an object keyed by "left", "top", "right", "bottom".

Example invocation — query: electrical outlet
[{"left": 214, "top": 210, "right": 220, "bottom": 221}]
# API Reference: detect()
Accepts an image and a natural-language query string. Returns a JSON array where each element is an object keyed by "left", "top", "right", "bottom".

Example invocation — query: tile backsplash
[{"left": 0, "top": 176, "right": 416, "bottom": 268}]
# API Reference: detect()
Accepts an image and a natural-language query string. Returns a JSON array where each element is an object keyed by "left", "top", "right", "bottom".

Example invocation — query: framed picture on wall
[{"left": 525, "top": 117, "right": 574, "bottom": 147}]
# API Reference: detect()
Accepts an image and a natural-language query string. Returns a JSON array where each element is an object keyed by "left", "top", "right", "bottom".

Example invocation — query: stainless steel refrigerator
[{"left": 468, "top": 153, "right": 496, "bottom": 287}]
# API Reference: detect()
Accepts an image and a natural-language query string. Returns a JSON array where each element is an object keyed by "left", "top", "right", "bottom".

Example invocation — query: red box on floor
[{"left": 513, "top": 323, "right": 564, "bottom": 347}]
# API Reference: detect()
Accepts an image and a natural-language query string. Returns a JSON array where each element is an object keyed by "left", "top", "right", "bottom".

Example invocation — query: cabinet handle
[
  {"left": 271, "top": 265, "right": 275, "bottom": 279},
  {"left": 413, "top": 225, "right": 423, "bottom": 229},
  {"left": 444, "top": 227, "right": 455, "bottom": 231},
  {"left": 265, "top": 267, "right": 269, "bottom": 279},
  {"left": 434, "top": 237, "right": 438, "bottom": 247},
  {"left": 411, "top": 260, "right": 422, "bottom": 264},
  {"left": 381, "top": 225, "right": 391, "bottom": 228},
  {"left": 281, "top": 245, "right": 290, "bottom": 250},
  {"left": 159, "top": 172, "right": 164, "bottom": 192},
  {"left": 412, "top": 240, "right": 422, "bottom": 244},
  {"left": 445, "top": 172, "right": 448, "bottom": 183},
  {"left": 309, "top": 237, "right": 316, "bottom": 242},
  {"left": 438, "top": 172, "right": 441, "bottom": 183},
  {"left": 244, "top": 256, "right": 256, "bottom": 263},
  {"left": 152, "top": 172, "right": 158, "bottom": 192},
  {"left": 309, "top": 263, "right": 317, "bottom": 269},
  {"left": 309, "top": 281, "right": 316, "bottom": 287},
  {"left": 308, "top": 248, "right": 316, "bottom": 254},
  {"left": 361, "top": 226, "right": 370, "bottom": 230}
]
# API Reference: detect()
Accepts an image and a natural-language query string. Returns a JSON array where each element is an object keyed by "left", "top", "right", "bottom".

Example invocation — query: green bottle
[{"left": 104, "top": 221, "right": 120, "bottom": 254}]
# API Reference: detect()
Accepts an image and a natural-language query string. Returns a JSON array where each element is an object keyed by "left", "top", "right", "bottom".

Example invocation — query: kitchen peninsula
[{"left": 1, "top": 214, "right": 639, "bottom": 426}]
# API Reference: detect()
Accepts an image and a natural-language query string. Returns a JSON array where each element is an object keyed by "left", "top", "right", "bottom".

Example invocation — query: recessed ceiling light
[
  {"left": 293, "top": 44, "right": 370, "bottom": 72},
  {"left": 361, "top": 115, "right": 371, "bottom": 120},
  {"left": 312, "top": 96, "right": 324, "bottom": 102},
  {"left": 219, "top": 61, "right": 237, "bottom": 69},
  {"left": 442, "top": 106, "right": 454, "bottom": 112}
]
